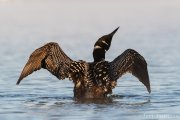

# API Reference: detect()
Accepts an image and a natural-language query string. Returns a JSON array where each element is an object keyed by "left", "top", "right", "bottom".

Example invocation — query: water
[{"left": 0, "top": 0, "right": 180, "bottom": 120}]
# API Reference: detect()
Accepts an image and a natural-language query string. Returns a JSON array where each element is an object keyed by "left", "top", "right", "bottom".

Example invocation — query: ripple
[{"left": 0, "top": 1, "right": 180, "bottom": 119}]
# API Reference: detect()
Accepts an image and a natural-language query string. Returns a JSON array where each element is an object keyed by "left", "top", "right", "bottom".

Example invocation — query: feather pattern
[
  {"left": 110, "top": 49, "right": 151, "bottom": 93},
  {"left": 16, "top": 42, "right": 72, "bottom": 85}
]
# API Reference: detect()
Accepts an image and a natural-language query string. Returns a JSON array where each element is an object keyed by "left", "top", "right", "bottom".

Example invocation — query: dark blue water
[{"left": 0, "top": 0, "right": 180, "bottom": 120}]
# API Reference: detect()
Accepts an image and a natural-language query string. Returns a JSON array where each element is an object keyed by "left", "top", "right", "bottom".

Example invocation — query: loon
[{"left": 16, "top": 27, "right": 151, "bottom": 99}]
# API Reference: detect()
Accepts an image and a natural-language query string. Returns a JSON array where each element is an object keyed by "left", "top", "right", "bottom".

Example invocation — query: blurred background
[
  {"left": 0, "top": 0, "right": 180, "bottom": 120},
  {"left": 0, "top": 0, "right": 179, "bottom": 61}
]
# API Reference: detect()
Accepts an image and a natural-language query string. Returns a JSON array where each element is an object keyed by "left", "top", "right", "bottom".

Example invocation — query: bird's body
[
  {"left": 69, "top": 60, "right": 115, "bottom": 98},
  {"left": 17, "top": 27, "right": 151, "bottom": 99}
]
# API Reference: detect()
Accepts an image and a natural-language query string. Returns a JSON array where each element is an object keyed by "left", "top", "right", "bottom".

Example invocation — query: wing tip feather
[{"left": 16, "top": 78, "right": 21, "bottom": 85}]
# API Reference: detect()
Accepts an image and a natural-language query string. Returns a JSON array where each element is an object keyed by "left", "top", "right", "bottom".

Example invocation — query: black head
[{"left": 93, "top": 27, "right": 119, "bottom": 62}]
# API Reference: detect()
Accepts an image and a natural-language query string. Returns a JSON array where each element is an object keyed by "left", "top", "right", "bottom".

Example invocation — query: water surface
[{"left": 0, "top": 0, "right": 180, "bottom": 120}]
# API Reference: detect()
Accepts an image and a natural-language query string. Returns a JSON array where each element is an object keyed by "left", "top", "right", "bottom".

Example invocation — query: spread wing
[
  {"left": 110, "top": 49, "right": 151, "bottom": 93},
  {"left": 16, "top": 42, "right": 73, "bottom": 85}
]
